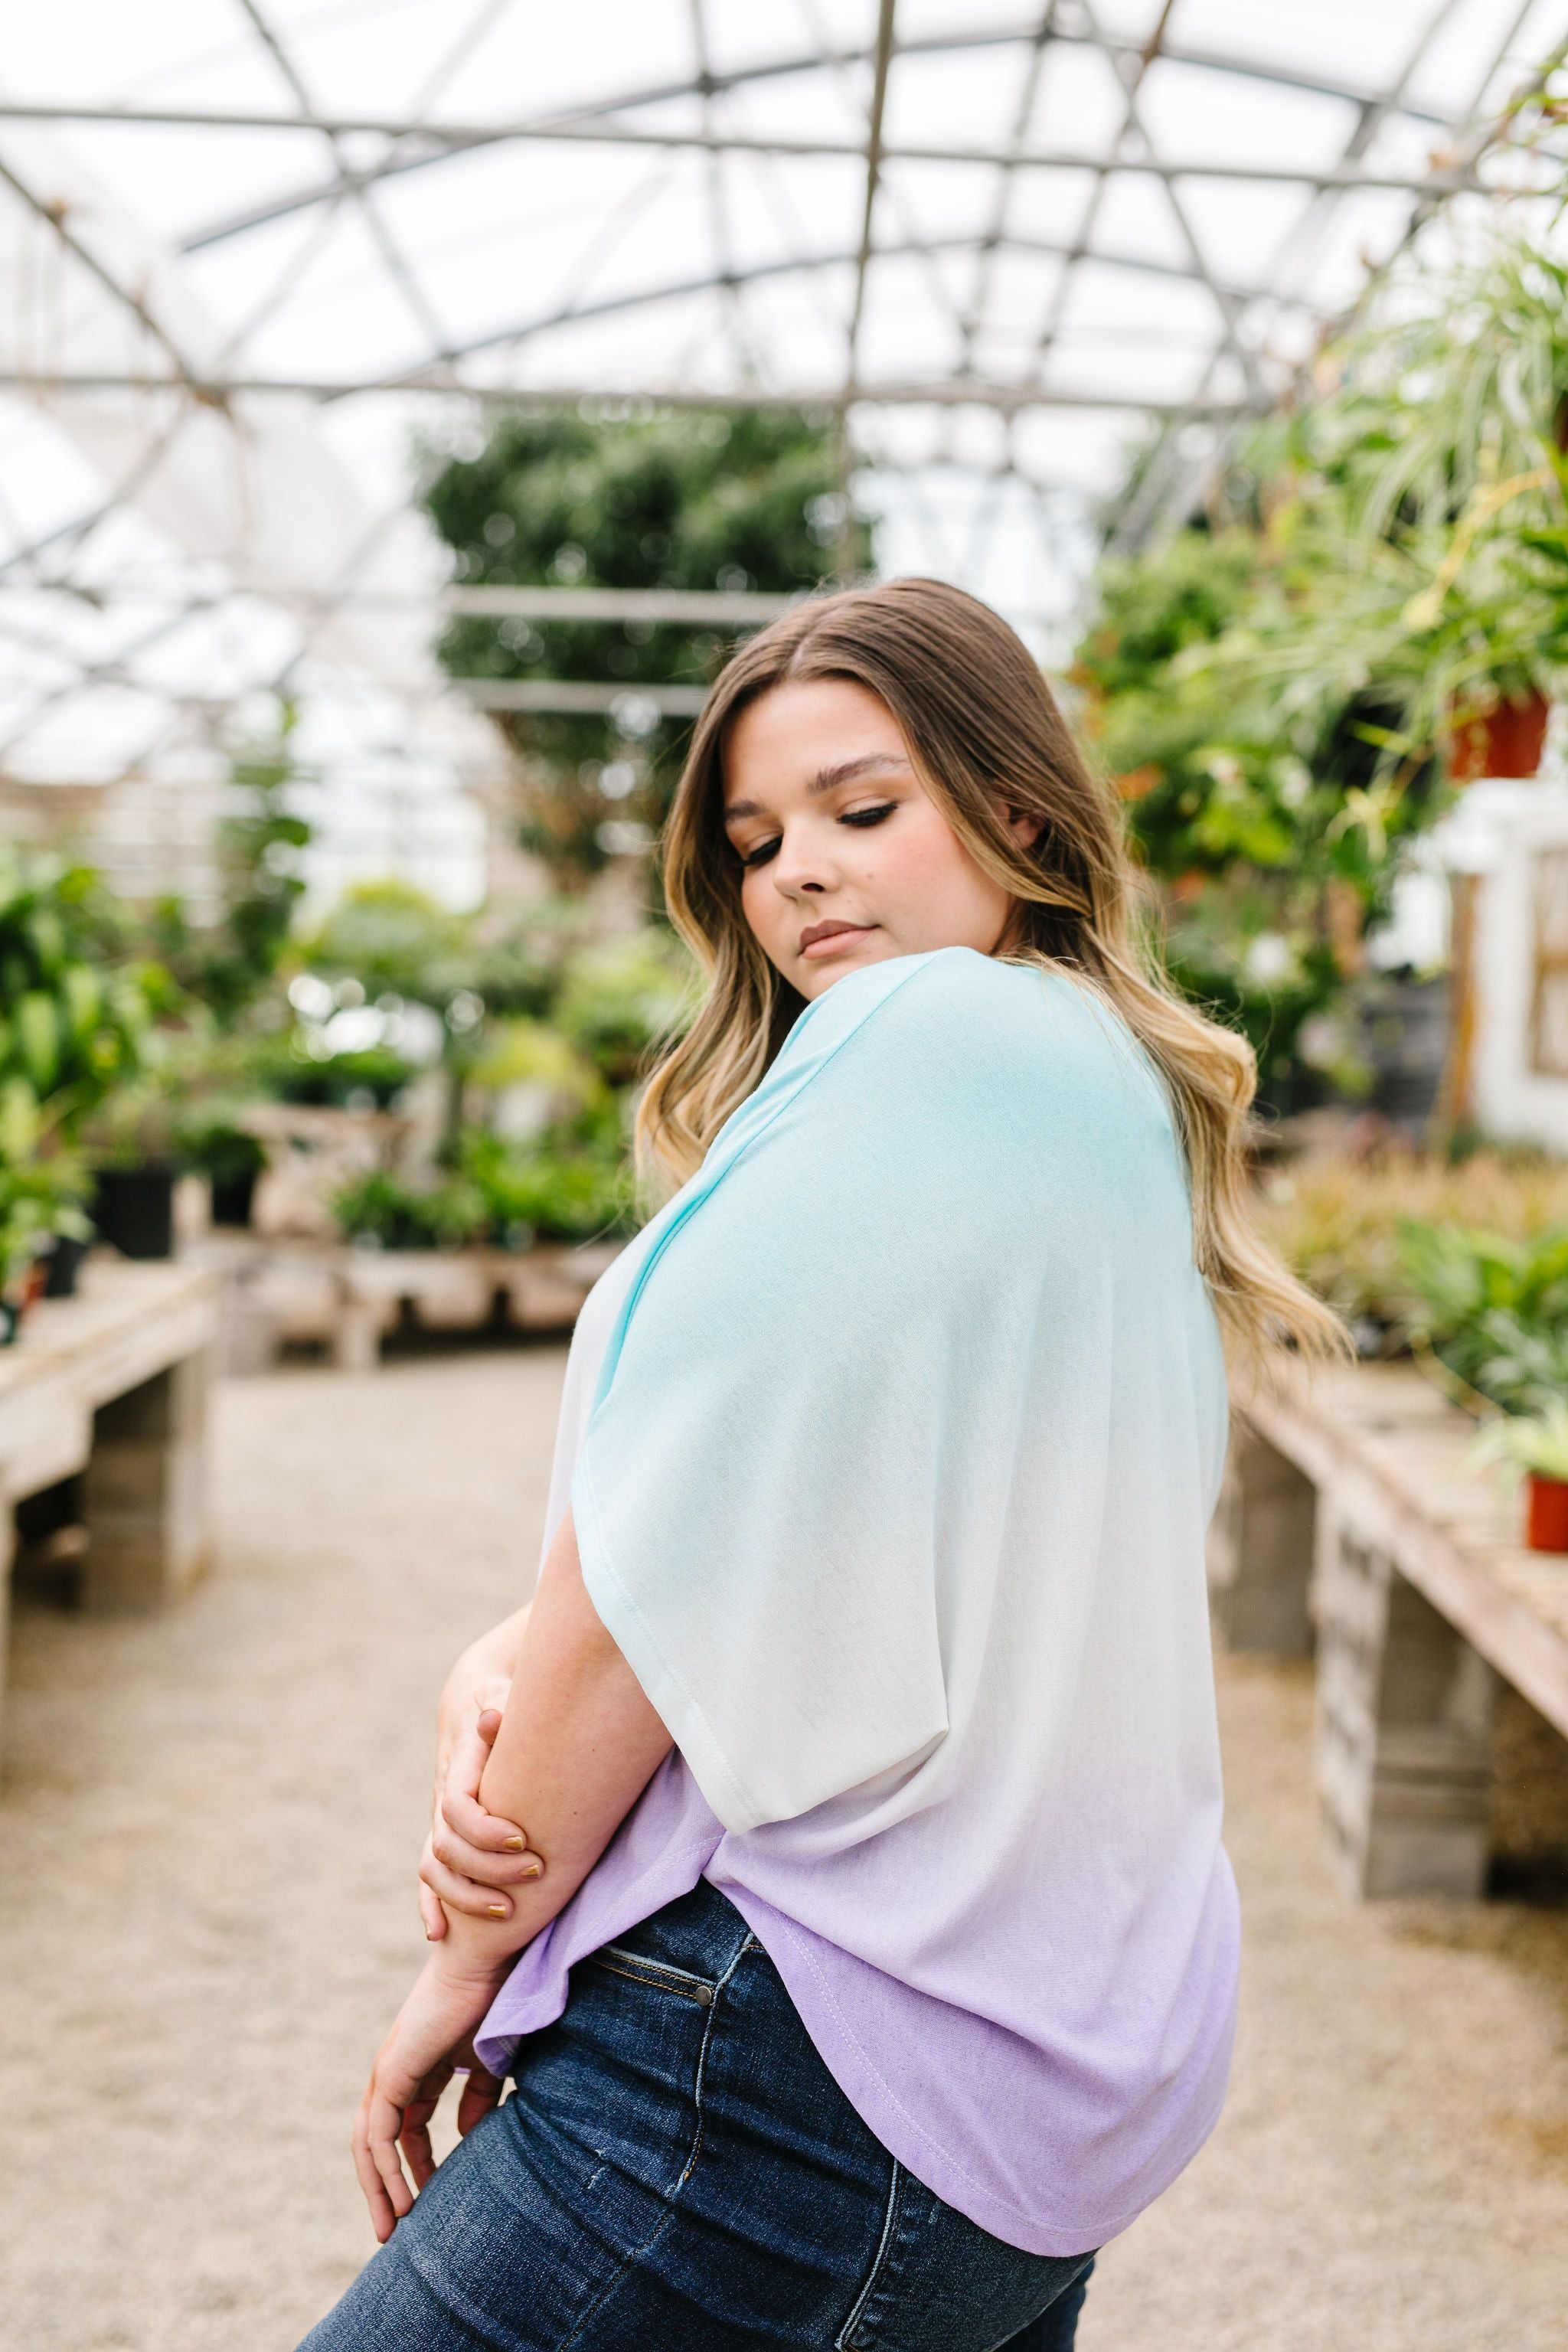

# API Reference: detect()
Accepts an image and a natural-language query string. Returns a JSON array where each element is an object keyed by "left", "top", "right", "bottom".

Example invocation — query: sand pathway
[{"left": 2, "top": 1350, "right": 1566, "bottom": 2350}]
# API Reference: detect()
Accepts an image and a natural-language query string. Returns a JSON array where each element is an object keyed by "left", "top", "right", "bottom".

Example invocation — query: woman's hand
[
  {"left": 352, "top": 1952, "right": 509, "bottom": 2242},
  {"left": 418, "top": 1706, "right": 547, "bottom": 1942}
]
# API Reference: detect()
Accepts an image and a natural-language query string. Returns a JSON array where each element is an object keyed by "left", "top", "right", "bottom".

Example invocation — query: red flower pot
[
  {"left": 1525, "top": 1472, "right": 1568, "bottom": 1553},
  {"left": 1448, "top": 688, "right": 1551, "bottom": 784}
]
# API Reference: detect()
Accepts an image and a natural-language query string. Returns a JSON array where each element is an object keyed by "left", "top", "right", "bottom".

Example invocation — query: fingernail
[
  {"left": 502, "top": 1834, "right": 527, "bottom": 1853},
  {"left": 486, "top": 1903, "right": 509, "bottom": 1919},
  {"left": 521, "top": 1860, "right": 543, "bottom": 1879}
]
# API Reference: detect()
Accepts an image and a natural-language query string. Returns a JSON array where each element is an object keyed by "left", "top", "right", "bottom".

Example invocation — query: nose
[{"left": 766, "top": 820, "right": 836, "bottom": 900}]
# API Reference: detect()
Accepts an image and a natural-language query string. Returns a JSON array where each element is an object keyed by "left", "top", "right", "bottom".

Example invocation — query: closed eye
[{"left": 734, "top": 801, "right": 899, "bottom": 871}]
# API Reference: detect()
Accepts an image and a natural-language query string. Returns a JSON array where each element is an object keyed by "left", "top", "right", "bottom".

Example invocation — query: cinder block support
[
  {"left": 1207, "top": 1417, "right": 1318, "bottom": 1656},
  {"left": 1314, "top": 1499, "right": 1496, "bottom": 1898},
  {"left": 81, "top": 1348, "right": 214, "bottom": 1613},
  {"left": 332, "top": 1297, "right": 384, "bottom": 1373}
]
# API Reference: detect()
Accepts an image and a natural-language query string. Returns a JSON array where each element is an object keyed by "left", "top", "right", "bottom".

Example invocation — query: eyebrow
[{"left": 723, "top": 753, "right": 913, "bottom": 825}]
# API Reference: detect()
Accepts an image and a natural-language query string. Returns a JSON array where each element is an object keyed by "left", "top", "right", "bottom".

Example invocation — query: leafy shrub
[
  {"left": 1254, "top": 1148, "right": 1568, "bottom": 1337},
  {"left": 1396, "top": 1220, "right": 1568, "bottom": 1414},
  {"left": 459, "top": 1129, "right": 634, "bottom": 1244},
  {"left": 332, "top": 1170, "right": 488, "bottom": 1251},
  {"left": 249, "top": 1037, "right": 416, "bottom": 1109},
  {"left": 553, "top": 933, "right": 693, "bottom": 1088}
]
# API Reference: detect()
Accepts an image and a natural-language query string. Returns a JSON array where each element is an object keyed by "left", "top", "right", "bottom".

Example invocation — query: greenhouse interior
[{"left": 5, "top": 3, "right": 1568, "bottom": 2346}]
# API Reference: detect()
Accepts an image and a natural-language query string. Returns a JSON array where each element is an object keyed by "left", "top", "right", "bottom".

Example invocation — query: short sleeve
[{"left": 570, "top": 955, "right": 997, "bottom": 1831}]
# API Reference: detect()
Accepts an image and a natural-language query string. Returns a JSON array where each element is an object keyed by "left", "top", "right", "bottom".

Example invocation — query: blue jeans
[{"left": 302, "top": 1880, "right": 1094, "bottom": 2350}]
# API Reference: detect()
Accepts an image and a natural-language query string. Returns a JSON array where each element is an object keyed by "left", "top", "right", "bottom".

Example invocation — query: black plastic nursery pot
[
  {"left": 210, "top": 1165, "right": 259, "bottom": 1228},
  {"left": 41, "top": 1234, "right": 90, "bottom": 1298},
  {"left": 90, "top": 1161, "right": 178, "bottom": 1260}
]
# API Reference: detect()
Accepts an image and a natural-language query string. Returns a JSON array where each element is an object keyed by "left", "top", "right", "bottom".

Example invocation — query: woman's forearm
[
  {"left": 440, "top": 1603, "right": 531, "bottom": 1726},
  {"left": 434, "top": 1508, "right": 673, "bottom": 1979}
]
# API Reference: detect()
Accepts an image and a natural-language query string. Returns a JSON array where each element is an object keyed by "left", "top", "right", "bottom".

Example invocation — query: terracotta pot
[
  {"left": 1448, "top": 688, "right": 1551, "bottom": 784},
  {"left": 1525, "top": 1472, "right": 1568, "bottom": 1553}
]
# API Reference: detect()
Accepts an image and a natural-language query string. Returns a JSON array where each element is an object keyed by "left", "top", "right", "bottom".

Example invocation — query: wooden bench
[
  {"left": 0, "top": 1258, "right": 220, "bottom": 1753},
  {"left": 1210, "top": 1361, "right": 1568, "bottom": 1899},
  {"left": 199, "top": 1237, "right": 621, "bottom": 1373}
]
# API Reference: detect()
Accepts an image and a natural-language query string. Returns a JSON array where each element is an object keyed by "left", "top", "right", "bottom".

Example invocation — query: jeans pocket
[
  {"left": 833, "top": 2164, "right": 1096, "bottom": 2352},
  {"left": 835, "top": 2160, "right": 909, "bottom": 2350},
  {"left": 585, "top": 1943, "right": 718, "bottom": 2007}
]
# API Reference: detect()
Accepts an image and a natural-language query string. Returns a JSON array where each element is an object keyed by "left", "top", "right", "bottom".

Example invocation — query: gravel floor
[{"left": 2, "top": 1350, "right": 1566, "bottom": 2352}]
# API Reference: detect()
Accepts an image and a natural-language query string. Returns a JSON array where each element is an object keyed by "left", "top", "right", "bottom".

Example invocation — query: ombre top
[{"left": 476, "top": 946, "right": 1238, "bottom": 2257}]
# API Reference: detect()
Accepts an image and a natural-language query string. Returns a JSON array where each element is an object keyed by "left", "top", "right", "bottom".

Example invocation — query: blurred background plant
[
  {"left": 1253, "top": 1145, "right": 1568, "bottom": 1347},
  {"left": 149, "top": 713, "right": 312, "bottom": 1028},
  {"left": 1074, "top": 225, "right": 1568, "bottom": 1121},
  {"left": 0, "top": 848, "right": 167, "bottom": 1309},
  {"left": 423, "top": 407, "right": 871, "bottom": 889}
]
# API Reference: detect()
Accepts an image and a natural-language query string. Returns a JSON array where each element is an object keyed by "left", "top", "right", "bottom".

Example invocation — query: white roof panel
[{"left": 0, "top": 0, "right": 1563, "bottom": 807}]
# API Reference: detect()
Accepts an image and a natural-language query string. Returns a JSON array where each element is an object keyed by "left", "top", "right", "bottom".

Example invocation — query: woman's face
[{"left": 720, "top": 678, "right": 1038, "bottom": 1001}]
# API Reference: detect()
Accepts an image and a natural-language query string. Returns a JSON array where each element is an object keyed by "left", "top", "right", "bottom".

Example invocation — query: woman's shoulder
[
  {"left": 788, "top": 944, "right": 1041, "bottom": 1058},
  {"left": 798, "top": 946, "right": 1127, "bottom": 1073}
]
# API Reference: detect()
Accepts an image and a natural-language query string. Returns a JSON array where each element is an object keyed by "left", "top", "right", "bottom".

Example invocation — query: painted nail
[
  {"left": 486, "top": 1903, "right": 508, "bottom": 1919},
  {"left": 521, "top": 1860, "right": 543, "bottom": 1880},
  {"left": 502, "top": 1834, "right": 527, "bottom": 1853}
]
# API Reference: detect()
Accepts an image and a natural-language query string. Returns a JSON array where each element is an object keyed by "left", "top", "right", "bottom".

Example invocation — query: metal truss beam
[
  {"left": 0, "top": 103, "right": 1483, "bottom": 224},
  {"left": 232, "top": 0, "right": 453, "bottom": 362},
  {"left": 845, "top": 0, "right": 898, "bottom": 395},
  {"left": 232, "top": 230, "right": 1301, "bottom": 383},
  {"left": 2, "top": 22, "right": 1461, "bottom": 252},
  {"left": 0, "top": 369, "right": 1258, "bottom": 416},
  {"left": 456, "top": 678, "right": 710, "bottom": 716},
  {"left": 444, "top": 586, "right": 801, "bottom": 622},
  {"left": 0, "top": 153, "right": 205, "bottom": 387}
]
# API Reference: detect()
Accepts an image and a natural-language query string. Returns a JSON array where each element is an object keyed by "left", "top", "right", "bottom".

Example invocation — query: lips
[{"left": 799, "top": 920, "right": 874, "bottom": 955}]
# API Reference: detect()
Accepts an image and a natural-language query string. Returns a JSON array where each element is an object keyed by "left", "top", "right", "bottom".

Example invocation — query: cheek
[
  {"left": 738, "top": 868, "right": 777, "bottom": 935},
  {"left": 866, "top": 807, "right": 986, "bottom": 903}
]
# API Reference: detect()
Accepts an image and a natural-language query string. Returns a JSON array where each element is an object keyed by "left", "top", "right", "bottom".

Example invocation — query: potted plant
[
  {"left": 0, "top": 1154, "right": 93, "bottom": 1334},
  {"left": 79, "top": 1073, "right": 186, "bottom": 1259},
  {"left": 330, "top": 1168, "right": 488, "bottom": 1253},
  {"left": 1472, "top": 1400, "right": 1568, "bottom": 1552},
  {"left": 172, "top": 1107, "right": 269, "bottom": 1228},
  {"left": 0, "top": 848, "right": 169, "bottom": 1257}
]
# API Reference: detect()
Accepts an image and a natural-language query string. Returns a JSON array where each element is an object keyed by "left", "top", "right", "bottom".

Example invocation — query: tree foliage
[{"left": 422, "top": 408, "right": 872, "bottom": 886}]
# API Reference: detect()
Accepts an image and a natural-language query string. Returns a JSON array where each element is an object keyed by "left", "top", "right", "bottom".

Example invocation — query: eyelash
[{"left": 738, "top": 801, "right": 898, "bottom": 870}]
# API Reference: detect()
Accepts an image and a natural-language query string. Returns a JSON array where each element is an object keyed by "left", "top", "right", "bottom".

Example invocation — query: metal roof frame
[{"left": 0, "top": 0, "right": 1563, "bottom": 804}]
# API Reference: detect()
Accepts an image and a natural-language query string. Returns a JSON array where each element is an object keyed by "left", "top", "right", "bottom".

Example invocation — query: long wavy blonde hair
[{"left": 638, "top": 576, "right": 1347, "bottom": 1372}]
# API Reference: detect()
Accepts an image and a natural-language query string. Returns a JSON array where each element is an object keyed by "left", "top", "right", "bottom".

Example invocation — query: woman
[{"left": 302, "top": 579, "right": 1342, "bottom": 2351}]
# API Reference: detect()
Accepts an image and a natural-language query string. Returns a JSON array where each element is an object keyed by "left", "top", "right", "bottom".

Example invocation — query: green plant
[
  {"left": 1255, "top": 1147, "right": 1568, "bottom": 1334},
  {"left": 1472, "top": 1399, "right": 1568, "bottom": 1485},
  {"left": 552, "top": 931, "right": 693, "bottom": 1087},
  {"left": 1242, "top": 239, "right": 1568, "bottom": 778},
  {"left": 1078, "top": 214, "right": 1568, "bottom": 1111},
  {"left": 150, "top": 711, "right": 312, "bottom": 1027},
  {"left": 422, "top": 409, "right": 873, "bottom": 887},
  {"left": 0, "top": 850, "right": 159, "bottom": 1152},
  {"left": 0, "top": 1155, "right": 92, "bottom": 1292},
  {"left": 1396, "top": 1220, "right": 1568, "bottom": 1413},
  {"left": 248, "top": 1034, "right": 417, "bottom": 1109},
  {"left": 459, "top": 1128, "right": 635, "bottom": 1245},
  {"left": 331, "top": 1169, "right": 488, "bottom": 1252},
  {"left": 171, "top": 1109, "right": 267, "bottom": 1191},
  {"left": 1073, "top": 527, "right": 1429, "bottom": 1110}
]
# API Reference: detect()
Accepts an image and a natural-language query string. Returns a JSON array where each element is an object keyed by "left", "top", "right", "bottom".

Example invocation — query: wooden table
[
  {"left": 1209, "top": 1361, "right": 1568, "bottom": 1900},
  {"left": 0, "top": 1258, "right": 220, "bottom": 1748},
  {"left": 190, "top": 1236, "right": 621, "bottom": 1373}
]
